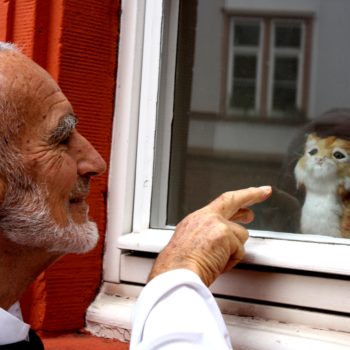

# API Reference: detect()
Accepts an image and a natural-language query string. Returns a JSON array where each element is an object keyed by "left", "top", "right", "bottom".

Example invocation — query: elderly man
[
  {"left": 0, "top": 42, "right": 106, "bottom": 348},
  {"left": 0, "top": 42, "right": 271, "bottom": 349}
]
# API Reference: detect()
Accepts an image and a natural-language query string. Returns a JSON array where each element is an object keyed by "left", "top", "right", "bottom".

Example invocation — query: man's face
[{"left": 0, "top": 50, "right": 106, "bottom": 253}]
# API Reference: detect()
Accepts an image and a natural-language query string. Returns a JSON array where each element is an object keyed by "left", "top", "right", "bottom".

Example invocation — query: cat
[{"left": 294, "top": 132, "right": 350, "bottom": 238}]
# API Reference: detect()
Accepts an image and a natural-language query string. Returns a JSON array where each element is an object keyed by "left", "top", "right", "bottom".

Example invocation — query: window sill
[
  {"left": 86, "top": 284, "right": 350, "bottom": 349},
  {"left": 117, "top": 229, "right": 350, "bottom": 275}
]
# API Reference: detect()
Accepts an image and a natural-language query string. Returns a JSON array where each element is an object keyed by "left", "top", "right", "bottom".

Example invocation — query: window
[
  {"left": 270, "top": 20, "right": 305, "bottom": 116},
  {"left": 87, "top": 0, "right": 350, "bottom": 346},
  {"left": 226, "top": 16, "right": 310, "bottom": 120},
  {"left": 228, "top": 19, "right": 262, "bottom": 114}
]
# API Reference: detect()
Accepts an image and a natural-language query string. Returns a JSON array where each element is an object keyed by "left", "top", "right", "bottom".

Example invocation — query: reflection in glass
[
  {"left": 234, "top": 21, "right": 260, "bottom": 46},
  {"left": 272, "top": 57, "right": 298, "bottom": 110},
  {"left": 158, "top": 0, "right": 350, "bottom": 242},
  {"left": 274, "top": 57, "right": 298, "bottom": 81},
  {"left": 231, "top": 55, "right": 257, "bottom": 109},
  {"left": 229, "top": 20, "right": 261, "bottom": 114},
  {"left": 270, "top": 21, "right": 303, "bottom": 116},
  {"left": 275, "top": 22, "right": 301, "bottom": 48},
  {"left": 273, "top": 86, "right": 297, "bottom": 110},
  {"left": 293, "top": 109, "right": 350, "bottom": 238}
]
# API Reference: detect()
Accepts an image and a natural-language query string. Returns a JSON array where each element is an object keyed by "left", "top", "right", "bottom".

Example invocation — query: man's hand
[{"left": 148, "top": 186, "right": 272, "bottom": 286}]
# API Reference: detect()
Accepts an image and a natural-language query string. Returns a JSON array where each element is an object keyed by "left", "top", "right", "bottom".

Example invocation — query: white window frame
[
  {"left": 226, "top": 17, "right": 264, "bottom": 116},
  {"left": 227, "top": 15, "right": 308, "bottom": 120},
  {"left": 86, "top": 0, "right": 350, "bottom": 347},
  {"left": 268, "top": 19, "right": 305, "bottom": 117}
]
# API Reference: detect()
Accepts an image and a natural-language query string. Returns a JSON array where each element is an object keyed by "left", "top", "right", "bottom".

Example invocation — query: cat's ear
[{"left": 307, "top": 132, "right": 318, "bottom": 141}]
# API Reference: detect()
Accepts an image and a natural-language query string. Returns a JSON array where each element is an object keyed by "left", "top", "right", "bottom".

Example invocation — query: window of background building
[{"left": 226, "top": 17, "right": 309, "bottom": 120}]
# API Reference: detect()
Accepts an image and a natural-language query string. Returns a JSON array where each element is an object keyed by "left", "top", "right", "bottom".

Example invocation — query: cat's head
[{"left": 295, "top": 133, "right": 350, "bottom": 187}]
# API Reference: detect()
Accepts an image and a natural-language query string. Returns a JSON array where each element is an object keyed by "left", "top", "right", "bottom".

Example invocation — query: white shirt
[
  {"left": 130, "top": 269, "right": 232, "bottom": 349},
  {"left": 0, "top": 302, "right": 30, "bottom": 345}
]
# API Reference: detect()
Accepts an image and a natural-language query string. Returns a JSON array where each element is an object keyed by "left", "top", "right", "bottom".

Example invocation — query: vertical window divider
[
  {"left": 261, "top": 18, "right": 271, "bottom": 119},
  {"left": 103, "top": 0, "right": 146, "bottom": 283},
  {"left": 132, "top": 0, "right": 164, "bottom": 233}
]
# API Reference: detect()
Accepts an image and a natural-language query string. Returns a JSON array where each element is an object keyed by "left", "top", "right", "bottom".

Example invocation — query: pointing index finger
[{"left": 206, "top": 186, "right": 272, "bottom": 220}]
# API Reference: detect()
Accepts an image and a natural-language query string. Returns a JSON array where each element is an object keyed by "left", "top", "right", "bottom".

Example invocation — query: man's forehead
[
  {"left": 1, "top": 51, "right": 71, "bottom": 113},
  {"left": 0, "top": 50, "right": 60, "bottom": 93},
  {"left": 0, "top": 50, "right": 34, "bottom": 79},
  {"left": 0, "top": 50, "right": 77, "bottom": 152}
]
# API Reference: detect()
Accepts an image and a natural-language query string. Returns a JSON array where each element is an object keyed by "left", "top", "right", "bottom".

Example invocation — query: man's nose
[{"left": 76, "top": 133, "right": 106, "bottom": 177}]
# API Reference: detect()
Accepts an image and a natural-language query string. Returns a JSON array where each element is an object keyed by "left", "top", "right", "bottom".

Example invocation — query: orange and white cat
[{"left": 294, "top": 133, "right": 350, "bottom": 238}]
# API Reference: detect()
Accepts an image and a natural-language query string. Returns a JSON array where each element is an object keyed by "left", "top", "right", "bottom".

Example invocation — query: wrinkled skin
[
  {"left": 0, "top": 47, "right": 106, "bottom": 309},
  {"left": 0, "top": 49, "right": 106, "bottom": 229},
  {"left": 149, "top": 186, "right": 272, "bottom": 286}
]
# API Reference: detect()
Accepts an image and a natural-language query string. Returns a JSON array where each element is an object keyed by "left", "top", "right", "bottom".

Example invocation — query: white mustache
[{"left": 69, "top": 177, "right": 90, "bottom": 201}]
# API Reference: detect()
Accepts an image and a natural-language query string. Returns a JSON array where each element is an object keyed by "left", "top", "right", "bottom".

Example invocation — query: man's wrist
[{"left": 148, "top": 260, "right": 204, "bottom": 284}]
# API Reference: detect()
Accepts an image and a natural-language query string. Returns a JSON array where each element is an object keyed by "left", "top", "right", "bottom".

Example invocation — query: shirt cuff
[{"left": 130, "top": 269, "right": 232, "bottom": 349}]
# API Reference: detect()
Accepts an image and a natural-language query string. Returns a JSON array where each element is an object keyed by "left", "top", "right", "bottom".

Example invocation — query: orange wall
[{"left": 0, "top": 0, "right": 120, "bottom": 331}]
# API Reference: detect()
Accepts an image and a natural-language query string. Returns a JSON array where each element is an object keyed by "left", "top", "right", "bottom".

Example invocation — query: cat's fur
[{"left": 295, "top": 133, "right": 350, "bottom": 238}]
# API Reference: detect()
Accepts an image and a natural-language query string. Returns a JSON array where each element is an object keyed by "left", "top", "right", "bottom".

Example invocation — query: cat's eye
[
  {"left": 308, "top": 148, "right": 318, "bottom": 156},
  {"left": 333, "top": 150, "right": 346, "bottom": 160}
]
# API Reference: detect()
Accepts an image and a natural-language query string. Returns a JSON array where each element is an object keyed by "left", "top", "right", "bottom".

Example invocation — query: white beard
[{"left": 0, "top": 175, "right": 98, "bottom": 254}]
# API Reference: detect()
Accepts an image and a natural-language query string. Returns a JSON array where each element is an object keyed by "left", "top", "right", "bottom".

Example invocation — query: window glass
[
  {"left": 269, "top": 21, "right": 303, "bottom": 117},
  {"left": 275, "top": 23, "right": 301, "bottom": 48},
  {"left": 231, "top": 55, "right": 257, "bottom": 109},
  {"left": 272, "top": 56, "right": 298, "bottom": 110},
  {"left": 229, "top": 19, "right": 261, "bottom": 115},
  {"left": 155, "top": 0, "right": 350, "bottom": 243},
  {"left": 234, "top": 21, "right": 260, "bottom": 46}
]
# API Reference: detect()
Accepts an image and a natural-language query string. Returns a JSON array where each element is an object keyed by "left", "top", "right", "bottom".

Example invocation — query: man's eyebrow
[{"left": 48, "top": 114, "right": 78, "bottom": 143}]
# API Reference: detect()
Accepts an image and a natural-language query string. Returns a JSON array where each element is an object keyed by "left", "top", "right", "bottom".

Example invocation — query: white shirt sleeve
[
  {"left": 0, "top": 302, "right": 30, "bottom": 345},
  {"left": 130, "top": 269, "right": 232, "bottom": 349}
]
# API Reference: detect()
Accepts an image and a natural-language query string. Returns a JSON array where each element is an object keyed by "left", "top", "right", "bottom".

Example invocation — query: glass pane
[
  {"left": 275, "top": 22, "right": 301, "bottom": 48},
  {"left": 274, "top": 57, "right": 298, "bottom": 81},
  {"left": 230, "top": 52, "right": 258, "bottom": 110},
  {"left": 272, "top": 86, "right": 297, "bottom": 110},
  {"left": 234, "top": 21, "right": 260, "bottom": 46},
  {"left": 154, "top": 0, "right": 350, "bottom": 244},
  {"left": 231, "top": 81, "right": 256, "bottom": 109},
  {"left": 234, "top": 55, "right": 257, "bottom": 79}
]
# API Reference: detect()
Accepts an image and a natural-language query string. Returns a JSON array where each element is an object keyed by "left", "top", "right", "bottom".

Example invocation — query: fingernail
[{"left": 259, "top": 186, "right": 272, "bottom": 198}]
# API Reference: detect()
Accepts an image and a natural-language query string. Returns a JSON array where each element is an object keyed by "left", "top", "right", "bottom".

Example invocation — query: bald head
[
  {"left": 0, "top": 42, "right": 63, "bottom": 145},
  {"left": 0, "top": 43, "right": 25, "bottom": 142},
  {"left": 0, "top": 41, "right": 66, "bottom": 184}
]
